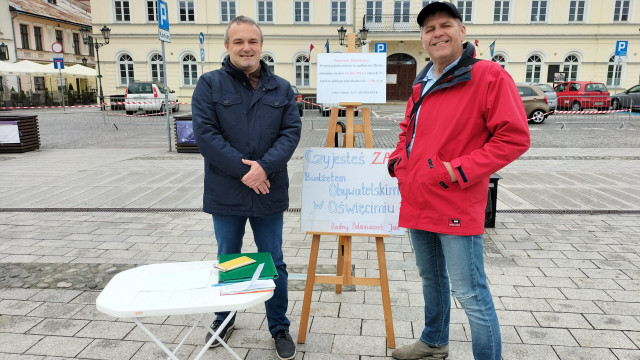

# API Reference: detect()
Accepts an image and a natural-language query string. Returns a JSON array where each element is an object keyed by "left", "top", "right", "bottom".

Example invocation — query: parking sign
[
  {"left": 615, "top": 41, "right": 628, "bottom": 56},
  {"left": 158, "top": 0, "right": 171, "bottom": 42},
  {"left": 375, "top": 43, "right": 387, "bottom": 53}
]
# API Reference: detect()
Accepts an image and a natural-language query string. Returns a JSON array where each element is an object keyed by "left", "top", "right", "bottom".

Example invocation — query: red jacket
[{"left": 389, "top": 44, "right": 530, "bottom": 235}]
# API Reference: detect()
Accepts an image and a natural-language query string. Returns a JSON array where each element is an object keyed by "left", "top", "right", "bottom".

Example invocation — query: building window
[
  {"left": 179, "top": 0, "right": 195, "bottom": 22},
  {"left": 262, "top": 55, "right": 275, "bottom": 73},
  {"left": 257, "top": 1, "right": 274, "bottom": 22},
  {"left": 491, "top": 54, "right": 506, "bottom": 68},
  {"left": 563, "top": 54, "right": 579, "bottom": 81},
  {"left": 118, "top": 54, "right": 134, "bottom": 86},
  {"left": 613, "top": 0, "right": 630, "bottom": 21},
  {"left": 221, "top": 1, "right": 236, "bottom": 22},
  {"left": 34, "top": 27, "right": 43, "bottom": 51},
  {"left": 115, "top": 1, "right": 131, "bottom": 22},
  {"left": 73, "top": 33, "right": 80, "bottom": 55},
  {"left": 147, "top": 0, "right": 157, "bottom": 22},
  {"left": 457, "top": 1, "right": 473, "bottom": 22},
  {"left": 568, "top": 0, "right": 585, "bottom": 22},
  {"left": 525, "top": 55, "right": 542, "bottom": 82},
  {"left": 607, "top": 56, "right": 622, "bottom": 87},
  {"left": 294, "top": 1, "right": 310, "bottom": 23},
  {"left": 331, "top": 1, "right": 347, "bottom": 22},
  {"left": 530, "top": 0, "right": 547, "bottom": 22},
  {"left": 182, "top": 54, "right": 198, "bottom": 86},
  {"left": 88, "top": 37, "right": 94, "bottom": 56},
  {"left": 151, "top": 54, "right": 164, "bottom": 82},
  {"left": 493, "top": 0, "right": 510, "bottom": 22},
  {"left": 422, "top": 1, "right": 435, "bottom": 6},
  {"left": 34, "top": 77, "right": 45, "bottom": 91},
  {"left": 20, "top": 24, "right": 29, "bottom": 49},
  {"left": 366, "top": 1, "right": 382, "bottom": 25},
  {"left": 48, "top": 0, "right": 57, "bottom": 4},
  {"left": 394, "top": 1, "right": 411, "bottom": 23},
  {"left": 55, "top": 30, "right": 63, "bottom": 50},
  {"left": 295, "top": 55, "right": 309, "bottom": 87}
]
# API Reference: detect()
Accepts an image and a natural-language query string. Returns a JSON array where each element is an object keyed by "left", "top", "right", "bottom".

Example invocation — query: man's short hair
[{"left": 224, "top": 16, "right": 264, "bottom": 44}]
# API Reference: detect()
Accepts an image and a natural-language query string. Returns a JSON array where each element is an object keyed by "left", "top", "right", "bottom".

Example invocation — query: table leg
[
  {"left": 196, "top": 311, "right": 241, "bottom": 360},
  {"left": 134, "top": 319, "right": 180, "bottom": 360}
]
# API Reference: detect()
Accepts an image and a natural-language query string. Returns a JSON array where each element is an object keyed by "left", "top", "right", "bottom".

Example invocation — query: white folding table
[{"left": 96, "top": 261, "right": 273, "bottom": 360}]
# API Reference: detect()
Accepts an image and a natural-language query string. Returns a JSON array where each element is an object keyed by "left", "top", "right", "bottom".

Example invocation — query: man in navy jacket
[{"left": 191, "top": 15, "right": 301, "bottom": 360}]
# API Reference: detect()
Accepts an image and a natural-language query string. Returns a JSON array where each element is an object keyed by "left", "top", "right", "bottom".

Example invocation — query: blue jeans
[
  {"left": 212, "top": 212, "right": 290, "bottom": 336},
  {"left": 409, "top": 229, "right": 501, "bottom": 360}
]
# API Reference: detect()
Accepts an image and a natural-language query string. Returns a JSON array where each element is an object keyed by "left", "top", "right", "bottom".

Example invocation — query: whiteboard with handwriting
[{"left": 301, "top": 148, "right": 403, "bottom": 235}]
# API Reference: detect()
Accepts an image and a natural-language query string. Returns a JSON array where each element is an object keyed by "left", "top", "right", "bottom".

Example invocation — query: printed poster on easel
[{"left": 301, "top": 147, "right": 404, "bottom": 236}]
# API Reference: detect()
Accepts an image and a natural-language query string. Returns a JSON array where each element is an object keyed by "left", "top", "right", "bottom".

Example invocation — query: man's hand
[
  {"left": 443, "top": 161, "right": 458, "bottom": 183},
  {"left": 241, "top": 159, "right": 269, "bottom": 193}
]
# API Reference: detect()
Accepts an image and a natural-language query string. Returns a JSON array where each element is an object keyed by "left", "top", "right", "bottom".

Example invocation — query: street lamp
[
  {"left": 80, "top": 25, "right": 110, "bottom": 110},
  {"left": 81, "top": 56, "right": 88, "bottom": 66},
  {"left": 337, "top": 22, "right": 369, "bottom": 48},
  {"left": 0, "top": 43, "right": 8, "bottom": 61}
]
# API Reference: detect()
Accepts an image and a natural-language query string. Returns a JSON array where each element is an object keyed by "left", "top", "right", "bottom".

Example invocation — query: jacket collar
[
  {"left": 413, "top": 42, "right": 475, "bottom": 87},
  {"left": 221, "top": 55, "right": 278, "bottom": 89}
]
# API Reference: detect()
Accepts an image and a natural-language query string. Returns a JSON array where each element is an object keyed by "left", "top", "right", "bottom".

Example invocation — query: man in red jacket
[{"left": 388, "top": 3, "right": 530, "bottom": 360}]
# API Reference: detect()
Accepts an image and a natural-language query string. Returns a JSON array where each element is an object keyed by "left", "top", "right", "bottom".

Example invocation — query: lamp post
[
  {"left": 81, "top": 56, "right": 88, "bottom": 66},
  {"left": 337, "top": 22, "right": 369, "bottom": 52},
  {"left": 80, "top": 25, "right": 110, "bottom": 110}
]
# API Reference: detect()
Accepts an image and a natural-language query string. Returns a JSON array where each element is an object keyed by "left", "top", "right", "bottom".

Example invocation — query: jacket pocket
[
  {"left": 402, "top": 153, "right": 452, "bottom": 208},
  {"left": 260, "top": 96, "right": 287, "bottom": 128},
  {"left": 212, "top": 94, "right": 243, "bottom": 130},
  {"left": 212, "top": 94, "right": 242, "bottom": 107}
]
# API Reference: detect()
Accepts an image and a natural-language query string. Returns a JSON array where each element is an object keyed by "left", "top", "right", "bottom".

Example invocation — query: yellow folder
[{"left": 214, "top": 255, "right": 256, "bottom": 272}]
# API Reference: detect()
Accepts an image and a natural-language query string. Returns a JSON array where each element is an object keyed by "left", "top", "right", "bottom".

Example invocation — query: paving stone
[
  {"left": 612, "top": 349, "right": 640, "bottom": 360},
  {"left": 310, "top": 316, "right": 361, "bottom": 335},
  {"left": 497, "top": 311, "right": 539, "bottom": 327},
  {"left": 304, "top": 353, "right": 358, "bottom": 360},
  {"left": 331, "top": 334, "right": 387, "bottom": 356},
  {"left": 75, "top": 320, "right": 136, "bottom": 340},
  {"left": 0, "top": 300, "right": 43, "bottom": 316},
  {"left": 124, "top": 323, "right": 184, "bottom": 343},
  {"left": 595, "top": 301, "right": 640, "bottom": 316},
  {"left": 584, "top": 314, "right": 640, "bottom": 331},
  {"left": 570, "top": 328, "right": 636, "bottom": 348},
  {"left": 560, "top": 288, "right": 614, "bottom": 301},
  {"left": 28, "top": 289, "right": 82, "bottom": 303},
  {"left": 0, "top": 353, "right": 45, "bottom": 360},
  {"left": 515, "top": 286, "right": 566, "bottom": 299},
  {"left": 553, "top": 346, "right": 618, "bottom": 360},
  {"left": 0, "top": 333, "right": 43, "bottom": 354},
  {"left": 547, "top": 299, "right": 603, "bottom": 314},
  {"left": 25, "top": 335, "right": 92, "bottom": 357},
  {"left": 532, "top": 311, "right": 592, "bottom": 329},
  {"left": 501, "top": 343, "right": 560, "bottom": 360},
  {"left": 605, "top": 289, "right": 640, "bottom": 302},
  {"left": 0, "top": 314, "right": 43, "bottom": 333},
  {"left": 0, "top": 288, "right": 42, "bottom": 300},
  {"left": 27, "top": 303, "right": 84, "bottom": 318},
  {"left": 130, "top": 342, "right": 195, "bottom": 360},
  {"left": 27, "top": 318, "right": 89, "bottom": 336},
  {"left": 516, "top": 326, "right": 578, "bottom": 346},
  {"left": 500, "top": 297, "right": 553, "bottom": 312},
  {"left": 77, "top": 339, "right": 144, "bottom": 359}
]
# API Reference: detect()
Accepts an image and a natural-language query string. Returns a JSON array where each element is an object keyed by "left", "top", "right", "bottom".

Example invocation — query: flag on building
[
  {"left": 489, "top": 41, "right": 496, "bottom": 57},
  {"left": 474, "top": 39, "right": 479, "bottom": 47},
  {"left": 307, "top": 43, "right": 315, "bottom": 61},
  {"left": 325, "top": 39, "right": 330, "bottom": 53}
]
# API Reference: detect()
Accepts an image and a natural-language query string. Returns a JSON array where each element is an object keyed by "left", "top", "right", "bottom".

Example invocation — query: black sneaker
[
  {"left": 273, "top": 329, "right": 296, "bottom": 360},
  {"left": 205, "top": 319, "right": 235, "bottom": 348}
]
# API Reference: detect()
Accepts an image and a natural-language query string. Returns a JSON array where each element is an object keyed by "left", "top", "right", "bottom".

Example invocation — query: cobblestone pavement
[{"left": 0, "top": 106, "right": 639, "bottom": 359}]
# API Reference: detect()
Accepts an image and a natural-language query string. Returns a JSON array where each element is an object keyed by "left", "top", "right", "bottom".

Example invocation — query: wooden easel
[
  {"left": 297, "top": 232, "right": 395, "bottom": 348},
  {"left": 298, "top": 33, "right": 395, "bottom": 349}
]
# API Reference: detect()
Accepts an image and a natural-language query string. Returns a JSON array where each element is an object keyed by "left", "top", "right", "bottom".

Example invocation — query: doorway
[{"left": 386, "top": 53, "right": 417, "bottom": 101}]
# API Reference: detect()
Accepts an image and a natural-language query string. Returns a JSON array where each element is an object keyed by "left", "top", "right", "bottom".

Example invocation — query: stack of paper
[{"left": 221, "top": 279, "right": 275, "bottom": 295}]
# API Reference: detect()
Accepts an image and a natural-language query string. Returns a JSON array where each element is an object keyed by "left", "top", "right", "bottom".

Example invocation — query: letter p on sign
[{"left": 616, "top": 40, "right": 628, "bottom": 56}]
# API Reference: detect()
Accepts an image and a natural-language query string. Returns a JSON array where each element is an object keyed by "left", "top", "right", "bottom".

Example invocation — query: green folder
[{"left": 217, "top": 252, "right": 278, "bottom": 284}]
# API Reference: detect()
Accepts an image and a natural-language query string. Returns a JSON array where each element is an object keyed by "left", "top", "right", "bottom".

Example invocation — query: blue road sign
[
  {"left": 200, "top": 48, "right": 205, "bottom": 63},
  {"left": 374, "top": 43, "right": 387, "bottom": 53},
  {"left": 158, "top": 0, "right": 171, "bottom": 42},
  {"left": 615, "top": 41, "right": 628, "bottom": 56},
  {"left": 199, "top": 32, "right": 204, "bottom": 44},
  {"left": 53, "top": 58, "right": 64, "bottom": 69}
]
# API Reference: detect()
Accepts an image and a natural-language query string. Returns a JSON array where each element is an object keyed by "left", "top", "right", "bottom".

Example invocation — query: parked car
[
  {"left": 291, "top": 85, "right": 304, "bottom": 116},
  {"left": 516, "top": 83, "right": 550, "bottom": 124},
  {"left": 525, "top": 82, "right": 557, "bottom": 110},
  {"left": 125, "top": 81, "right": 179, "bottom": 115},
  {"left": 610, "top": 84, "right": 640, "bottom": 111},
  {"left": 554, "top": 81, "right": 610, "bottom": 111}
]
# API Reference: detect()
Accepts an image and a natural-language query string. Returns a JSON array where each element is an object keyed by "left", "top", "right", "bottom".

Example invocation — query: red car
[{"left": 554, "top": 81, "right": 610, "bottom": 111}]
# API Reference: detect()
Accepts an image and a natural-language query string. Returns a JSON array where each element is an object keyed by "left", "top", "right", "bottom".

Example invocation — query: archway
[{"left": 386, "top": 53, "right": 417, "bottom": 101}]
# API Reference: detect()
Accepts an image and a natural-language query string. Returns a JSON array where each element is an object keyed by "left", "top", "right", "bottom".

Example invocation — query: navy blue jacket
[{"left": 192, "top": 56, "right": 301, "bottom": 216}]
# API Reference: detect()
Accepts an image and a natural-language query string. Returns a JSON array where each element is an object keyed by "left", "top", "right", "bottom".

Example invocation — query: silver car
[
  {"left": 611, "top": 84, "right": 640, "bottom": 111},
  {"left": 525, "top": 83, "right": 557, "bottom": 110}
]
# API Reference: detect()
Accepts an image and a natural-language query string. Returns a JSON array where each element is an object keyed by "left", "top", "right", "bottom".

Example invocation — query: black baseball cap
[{"left": 417, "top": 1, "right": 463, "bottom": 26}]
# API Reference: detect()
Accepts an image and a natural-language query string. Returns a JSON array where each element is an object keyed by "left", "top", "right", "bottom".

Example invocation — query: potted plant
[
  {"left": 44, "top": 88, "right": 53, "bottom": 106},
  {"left": 19, "top": 90, "right": 27, "bottom": 106}
]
